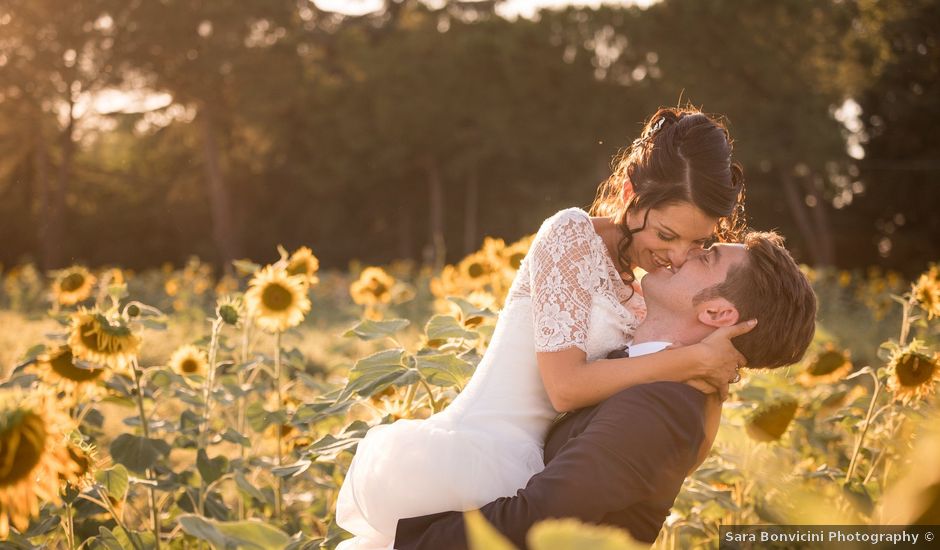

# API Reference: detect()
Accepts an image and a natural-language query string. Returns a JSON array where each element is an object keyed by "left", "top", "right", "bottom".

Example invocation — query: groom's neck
[{"left": 633, "top": 309, "right": 708, "bottom": 347}]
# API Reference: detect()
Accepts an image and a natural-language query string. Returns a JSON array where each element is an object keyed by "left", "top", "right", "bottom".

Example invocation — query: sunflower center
[
  {"left": 287, "top": 260, "right": 308, "bottom": 277},
  {"left": 897, "top": 354, "right": 936, "bottom": 387},
  {"left": 468, "top": 263, "right": 485, "bottom": 278},
  {"left": 261, "top": 283, "right": 294, "bottom": 311},
  {"left": 371, "top": 282, "right": 388, "bottom": 297},
  {"left": 79, "top": 322, "right": 102, "bottom": 352},
  {"left": 180, "top": 359, "right": 199, "bottom": 373},
  {"left": 60, "top": 273, "right": 86, "bottom": 292},
  {"left": 808, "top": 351, "right": 846, "bottom": 376},
  {"left": 49, "top": 348, "right": 103, "bottom": 382},
  {"left": 509, "top": 253, "right": 525, "bottom": 270},
  {"left": 0, "top": 411, "right": 47, "bottom": 486}
]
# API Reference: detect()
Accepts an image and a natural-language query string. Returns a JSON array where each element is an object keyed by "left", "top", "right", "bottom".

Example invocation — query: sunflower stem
[
  {"left": 237, "top": 318, "right": 251, "bottom": 520},
  {"left": 200, "top": 318, "right": 224, "bottom": 449},
  {"left": 403, "top": 383, "right": 418, "bottom": 416},
  {"left": 274, "top": 329, "right": 284, "bottom": 521},
  {"left": 899, "top": 296, "right": 914, "bottom": 347},
  {"left": 66, "top": 502, "right": 75, "bottom": 550},
  {"left": 418, "top": 378, "right": 440, "bottom": 412},
  {"left": 131, "top": 358, "right": 161, "bottom": 549},
  {"left": 845, "top": 368, "right": 881, "bottom": 482}
]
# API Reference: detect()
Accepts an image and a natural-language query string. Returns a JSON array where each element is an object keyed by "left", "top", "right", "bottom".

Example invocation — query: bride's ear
[
  {"left": 696, "top": 298, "right": 740, "bottom": 328},
  {"left": 621, "top": 176, "right": 635, "bottom": 204}
]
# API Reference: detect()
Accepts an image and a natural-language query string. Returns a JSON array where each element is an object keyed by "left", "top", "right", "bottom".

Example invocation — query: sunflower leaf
[
  {"left": 178, "top": 514, "right": 291, "bottom": 549},
  {"left": 344, "top": 318, "right": 410, "bottom": 341},
  {"left": 95, "top": 464, "right": 130, "bottom": 502},
  {"left": 415, "top": 353, "right": 475, "bottom": 388},
  {"left": 425, "top": 315, "right": 478, "bottom": 343},
  {"left": 197, "top": 449, "right": 229, "bottom": 485},
  {"left": 109, "top": 434, "right": 171, "bottom": 473}
]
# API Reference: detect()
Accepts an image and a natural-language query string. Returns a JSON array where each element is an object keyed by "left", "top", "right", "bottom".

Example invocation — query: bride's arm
[{"left": 537, "top": 321, "right": 753, "bottom": 412}]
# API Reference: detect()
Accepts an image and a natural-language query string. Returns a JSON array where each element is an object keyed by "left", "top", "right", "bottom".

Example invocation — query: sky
[{"left": 312, "top": 0, "right": 657, "bottom": 20}]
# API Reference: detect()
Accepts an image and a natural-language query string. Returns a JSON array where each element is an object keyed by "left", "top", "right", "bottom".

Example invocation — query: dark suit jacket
[{"left": 394, "top": 381, "right": 706, "bottom": 549}]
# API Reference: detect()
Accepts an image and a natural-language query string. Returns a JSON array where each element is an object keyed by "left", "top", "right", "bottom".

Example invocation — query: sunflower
[
  {"left": 216, "top": 294, "right": 245, "bottom": 327},
  {"left": 169, "top": 345, "right": 209, "bottom": 377},
  {"left": 746, "top": 396, "right": 799, "bottom": 442},
  {"left": 62, "top": 436, "right": 97, "bottom": 490},
  {"left": 67, "top": 308, "right": 141, "bottom": 373},
  {"left": 286, "top": 246, "right": 320, "bottom": 286},
  {"left": 798, "top": 346, "right": 853, "bottom": 386},
  {"left": 245, "top": 265, "right": 311, "bottom": 333},
  {"left": 457, "top": 251, "right": 497, "bottom": 290},
  {"left": 912, "top": 265, "right": 940, "bottom": 320},
  {"left": 51, "top": 266, "right": 96, "bottom": 306},
  {"left": 887, "top": 344, "right": 940, "bottom": 405},
  {"left": 0, "top": 388, "right": 79, "bottom": 539},
  {"left": 502, "top": 236, "right": 532, "bottom": 271},
  {"left": 350, "top": 267, "right": 395, "bottom": 307},
  {"left": 430, "top": 265, "right": 462, "bottom": 300},
  {"left": 34, "top": 345, "right": 106, "bottom": 403}
]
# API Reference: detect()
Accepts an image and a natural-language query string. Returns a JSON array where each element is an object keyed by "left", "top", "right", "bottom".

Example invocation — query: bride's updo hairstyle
[{"left": 590, "top": 106, "right": 746, "bottom": 286}]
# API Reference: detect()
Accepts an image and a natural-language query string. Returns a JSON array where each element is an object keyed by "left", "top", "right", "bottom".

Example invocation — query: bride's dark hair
[{"left": 590, "top": 106, "right": 746, "bottom": 288}]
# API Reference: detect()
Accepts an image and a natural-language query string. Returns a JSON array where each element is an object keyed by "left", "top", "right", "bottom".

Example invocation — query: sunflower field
[{"left": 0, "top": 239, "right": 938, "bottom": 549}]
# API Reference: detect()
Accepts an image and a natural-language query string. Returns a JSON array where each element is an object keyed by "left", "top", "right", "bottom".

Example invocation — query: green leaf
[
  {"left": 178, "top": 515, "right": 291, "bottom": 549},
  {"left": 307, "top": 421, "right": 370, "bottom": 460},
  {"left": 221, "top": 427, "right": 252, "bottom": 447},
  {"left": 527, "top": 518, "right": 647, "bottom": 550},
  {"left": 197, "top": 449, "right": 229, "bottom": 485},
  {"left": 95, "top": 527, "right": 125, "bottom": 550},
  {"left": 271, "top": 459, "right": 311, "bottom": 478},
  {"left": 465, "top": 510, "right": 517, "bottom": 550},
  {"left": 416, "top": 352, "right": 475, "bottom": 388},
  {"left": 447, "top": 297, "right": 496, "bottom": 323},
  {"left": 109, "top": 434, "right": 171, "bottom": 473},
  {"left": 425, "top": 315, "right": 478, "bottom": 343},
  {"left": 235, "top": 472, "right": 270, "bottom": 505},
  {"left": 246, "top": 401, "right": 289, "bottom": 432},
  {"left": 95, "top": 464, "right": 130, "bottom": 502},
  {"left": 344, "top": 318, "right": 410, "bottom": 341},
  {"left": 338, "top": 349, "right": 417, "bottom": 400}
]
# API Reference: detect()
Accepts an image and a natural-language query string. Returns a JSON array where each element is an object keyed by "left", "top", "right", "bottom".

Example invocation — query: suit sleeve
[{"left": 394, "top": 383, "right": 705, "bottom": 550}]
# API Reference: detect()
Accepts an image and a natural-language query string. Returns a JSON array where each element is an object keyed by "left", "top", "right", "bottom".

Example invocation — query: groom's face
[{"left": 641, "top": 243, "right": 748, "bottom": 316}]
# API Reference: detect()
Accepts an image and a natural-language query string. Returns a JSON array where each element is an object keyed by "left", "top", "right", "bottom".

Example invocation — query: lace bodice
[{"left": 509, "top": 208, "right": 646, "bottom": 352}]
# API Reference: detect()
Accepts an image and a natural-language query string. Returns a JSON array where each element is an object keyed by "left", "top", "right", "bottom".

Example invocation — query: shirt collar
[{"left": 627, "top": 341, "right": 671, "bottom": 357}]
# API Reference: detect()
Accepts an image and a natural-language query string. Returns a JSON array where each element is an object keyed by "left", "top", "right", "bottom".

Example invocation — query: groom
[{"left": 393, "top": 230, "right": 817, "bottom": 549}]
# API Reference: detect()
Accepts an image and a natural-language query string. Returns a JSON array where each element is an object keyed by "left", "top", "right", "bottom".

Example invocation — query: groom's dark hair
[{"left": 694, "top": 231, "right": 817, "bottom": 368}]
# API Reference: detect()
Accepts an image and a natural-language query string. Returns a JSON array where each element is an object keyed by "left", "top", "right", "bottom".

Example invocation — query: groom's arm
[{"left": 395, "top": 382, "right": 706, "bottom": 550}]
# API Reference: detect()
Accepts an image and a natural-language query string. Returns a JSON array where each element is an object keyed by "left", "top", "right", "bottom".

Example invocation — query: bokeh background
[
  {"left": 1, "top": 0, "right": 937, "bottom": 275},
  {"left": 1, "top": 1, "right": 939, "bottom": 549}
]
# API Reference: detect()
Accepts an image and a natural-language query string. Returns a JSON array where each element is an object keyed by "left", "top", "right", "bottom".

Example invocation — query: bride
[{"left": 336, "top": 107, "right": 752, "bottom": 549}]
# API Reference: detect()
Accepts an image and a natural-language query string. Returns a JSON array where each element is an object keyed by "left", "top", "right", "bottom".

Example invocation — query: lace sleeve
[{"left": 528, "top": 210, "right": 605, "bottom": 353}]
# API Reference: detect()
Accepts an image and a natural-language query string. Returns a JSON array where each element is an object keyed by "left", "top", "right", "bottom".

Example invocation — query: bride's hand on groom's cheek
[{"left": 689, "top": 319, "right": 757, "bottom": 401}]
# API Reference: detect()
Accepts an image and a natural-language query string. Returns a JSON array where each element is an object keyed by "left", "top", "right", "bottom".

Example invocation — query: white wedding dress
[{"left": 335, "top": 208, "right": 647, "bottom": 549}]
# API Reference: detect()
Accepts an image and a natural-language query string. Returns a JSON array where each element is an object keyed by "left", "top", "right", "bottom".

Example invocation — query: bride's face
[{"left": 626, "top": 202, "right": 718, "bottom": 275}]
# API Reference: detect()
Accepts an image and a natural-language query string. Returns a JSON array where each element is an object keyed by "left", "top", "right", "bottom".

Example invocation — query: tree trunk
[
  {"left": 420, "top": 155, "right": 446, "bottom": 269},
  {"left": 781, "top": 173, "right": 834, "bottom": 267},
  {"left": 198, "top": 104, "right": 241, "bottom": 275},
  {"left": 33, "top": 123, "right": 66, "bottom": 270},
  {"left": 463, "top": 168, "right": 478, "bottom": 255},
  {"left": 397, "top": 195, "right": 414, "bottom": 260},
  {"left": 801, "top": 176, "right": 835, "bottom": 266}
]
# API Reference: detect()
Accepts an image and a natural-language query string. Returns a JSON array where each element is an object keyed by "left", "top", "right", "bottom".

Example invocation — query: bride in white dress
[{"left": 336, "top": 107, "right": 752, "bottom": 549}]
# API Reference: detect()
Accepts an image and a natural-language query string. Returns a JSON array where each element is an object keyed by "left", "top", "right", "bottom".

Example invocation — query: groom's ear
[{"left": 696, "top": 297, "right": 740, "bottom": 328}]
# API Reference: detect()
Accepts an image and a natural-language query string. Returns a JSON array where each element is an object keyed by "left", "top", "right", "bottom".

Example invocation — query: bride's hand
[{"left": 688, "top": 319, "right": 757, "bottom": 401}]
